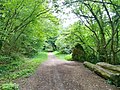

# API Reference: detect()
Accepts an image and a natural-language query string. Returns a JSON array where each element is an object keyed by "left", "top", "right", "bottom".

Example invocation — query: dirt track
[{"left": 15, "top": 53, "right": 120, "bottom": 90}]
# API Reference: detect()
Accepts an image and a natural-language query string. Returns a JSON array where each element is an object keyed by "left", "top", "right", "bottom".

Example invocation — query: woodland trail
[{"left": 15, "top": 53, "right": 119, "bottom": 90}]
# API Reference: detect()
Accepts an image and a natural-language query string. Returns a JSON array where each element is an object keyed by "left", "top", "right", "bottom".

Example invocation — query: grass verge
[
  {"left": 0, "top": 52, "right": 48, "bottom": 85},
  {"left": 53, "top": 51, "right": 72, "bottom": 61}
]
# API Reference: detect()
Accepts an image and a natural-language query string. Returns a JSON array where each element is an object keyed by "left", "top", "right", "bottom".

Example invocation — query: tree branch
[{"left": 70, "top": 0, "right": 120, "bottom": 7}]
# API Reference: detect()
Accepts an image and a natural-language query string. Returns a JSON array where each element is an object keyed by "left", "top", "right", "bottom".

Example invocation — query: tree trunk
[
  {"left": 97, "top": 62, "right": 120, "bottom": 72},
  {"left": 84, "top": 61, "right": 120, "bottom": 86}
]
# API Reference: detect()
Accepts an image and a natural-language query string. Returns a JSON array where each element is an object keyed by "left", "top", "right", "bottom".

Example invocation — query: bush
[
  {"left": 1, "top": 83, "right": 19, "bottom": 90},
  {"left": 64, "top": 54, "right": 72, "bottom": 61}
]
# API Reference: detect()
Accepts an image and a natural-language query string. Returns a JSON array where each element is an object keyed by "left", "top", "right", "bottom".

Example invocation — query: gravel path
[{"left": 15, "top": 53, "right": 120, "bottom": 90}]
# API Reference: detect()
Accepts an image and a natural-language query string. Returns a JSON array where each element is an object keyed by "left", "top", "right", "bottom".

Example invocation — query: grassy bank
[
  {"left": 0, "top": 52, "right": 48, "bottom": 85},
  {"left": 53, "top": 51, "right": 72, "bottom": 61}
]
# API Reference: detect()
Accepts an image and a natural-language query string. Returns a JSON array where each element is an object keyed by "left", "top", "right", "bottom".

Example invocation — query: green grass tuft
[{"left": 64, "top": 54, "right": 72, "bottom": 61}]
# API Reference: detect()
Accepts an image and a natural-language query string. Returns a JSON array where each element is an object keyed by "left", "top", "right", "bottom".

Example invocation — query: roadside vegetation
[
  {"left": 54, "top": 51, "right": 72, "bottom": 61},
  {"left": 0, "top": 52, "right": 48, "bottom": 89}
]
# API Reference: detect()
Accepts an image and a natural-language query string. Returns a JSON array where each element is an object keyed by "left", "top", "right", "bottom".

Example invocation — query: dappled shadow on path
[{"left": 15, "top": 52, "right": 119, "bottom": 90}]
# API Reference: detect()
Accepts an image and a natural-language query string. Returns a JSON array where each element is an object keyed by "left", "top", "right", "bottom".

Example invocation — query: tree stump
[{"left": 72, "top": 43, "right": 85, "bottom": 62}]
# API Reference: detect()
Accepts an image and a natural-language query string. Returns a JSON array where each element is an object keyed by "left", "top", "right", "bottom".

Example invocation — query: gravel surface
[{"left": 15, "top": 53, "right": 120, "bottom": 90}]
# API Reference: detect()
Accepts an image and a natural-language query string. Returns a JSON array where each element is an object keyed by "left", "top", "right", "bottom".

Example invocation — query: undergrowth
[
  {"left": 0, "top": 83, "right": 19, "bottom": 90},
  {"left": 0, "top": 52, "right": 48, "bottom": 86}
]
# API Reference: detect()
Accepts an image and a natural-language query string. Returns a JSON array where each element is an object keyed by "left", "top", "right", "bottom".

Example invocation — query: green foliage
[
  {"left": 44, "top": 37, "right": 58, "bottom": 51},
  {"left": 54, "top": 51, "right": 67, "bottom": 60},
  {"left": 1, "top": 83, "right": 19, "bottom": 90},
  {"left": 0, "top": 52, "right": 48, "bottom": 84},
  {"left": 0, "top": 0, "right": 59, "bottom": 58},
  {"left": 64, "top": 54, "right": 72, "bottom": 61},
  {"left": 87, "top": 54, "right": 99, "bottom": 64},
  {"left": 55, "top": 5, "right": 120, "bottom": 64},
  {"left": 0, "top": 1, "right": 58, "bottom": 85},
  {"left": 0, "top": 55, "right": 11, "bottom": 64},
  {"left": 53, "top": 0, "right": 120, "bottom": 65},
  {"left": 0, "top": 40, "right": 2, "bottom": 50},
  {"left": 55, "top": 31, "right": 72, "bottom": 54},
  {"left": 54, "top": 51, "right": 72, "bottom": 61},
  {"left": 66, "top": 0, "right": 120, "bottom": 64},
  {"left": 0, "top": 0, "right": 59, "bottom": 86}
]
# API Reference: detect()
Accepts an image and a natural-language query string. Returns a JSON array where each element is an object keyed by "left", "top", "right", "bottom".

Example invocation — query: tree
[
  {"left": 54, "top": 0, "right": 120, "bottom": 64},
  {"left": 0, "top": 0, "right": 59, "bottom": 58}
]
